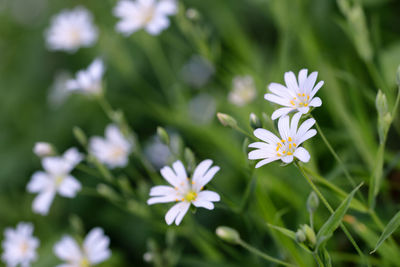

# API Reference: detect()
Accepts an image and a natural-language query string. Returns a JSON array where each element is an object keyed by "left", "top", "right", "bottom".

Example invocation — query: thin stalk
[
  {"left": 313, "top": 252, "right": 325, "bottom": 267},
  {"left": 365, "top": 61, "right": 388, "bottom": 95},
  {"left": 97, "top": 94, "right": 115, "bottom": 121},
  {"left": 295, "top": 162, "right": 369, "bottom": 267},
  {"left": 237, "top": 239, "right": 296, "bottom": 267},
  {"left": 311, "top": 115, "right": 365, "bottom": 204}
]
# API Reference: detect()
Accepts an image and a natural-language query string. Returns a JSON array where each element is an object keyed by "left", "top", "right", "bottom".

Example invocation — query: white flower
[
  {"left": 27, "top": 148, "right": 83, "bottom": 215},
  {"left": 89, "top": 124, "right": 133, "bottom": 169},
  {"left": 45, "top": 6, "right": 98, "bottom": 53},
  {"left": 228, "top": 75, "right": 257, "bottom": 106},
  {"left": 113, "top": 0, "right": 177, "bottom": 36},
  {"left": 66, "top": 58, "right": 105, "bottom": 95},
  {"left": 265, "top": 69, "right": 323, "bottom": 120},
  {"left": 2, "top": 222, "right": 39, "bottom": 267},
  {"left": 248, "top": 113, "right": 317, "bottom": 168},
  {"left": 147, "top": 160, "right": 220, "bottom": 225},
  {"left": 33, "top": 142, "right": 54, "bottom": 158},
  {"left": 54, "top": 227, "right": 111, "bottom": 267}
]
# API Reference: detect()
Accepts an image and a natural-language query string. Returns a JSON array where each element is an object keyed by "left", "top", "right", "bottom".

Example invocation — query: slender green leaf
[
  {"left": 371, "top": 210, "right": 400, "bottom": 254},
  {"left": 316, "top": 183, "right": 363, "bottom": 248},
  {"left": 267, "top": 224, "right": 296, "bottom": 240}
]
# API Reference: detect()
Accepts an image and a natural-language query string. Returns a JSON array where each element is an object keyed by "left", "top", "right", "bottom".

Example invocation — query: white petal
[
  {"left": 309, "top": 97, "right": 322, "bottom": 107},
  {"left": 84, "top": 228, "right": 111, "bottom": 264},
  {"left": 63, "top": 147, "right": 83, "bottom": 167},
  {"left": 192, "top": 160, "right": 212, "bottom": 183},
  {"left": 192, "top": 166, "right": 219, "bottom": 192},
  {"left": 88, "top": 58, "right": 105, "bottom": 80},
  {"left": 297, "top": 106, "right": 309, "bottom": 114},
  {"left": 42, "top": 157, "right": 72, "bottom": 175},
  {"left": 157, "top": 0, "right": 177, "bottom": 15},
  {"left": 58, "top": 176, "right": 81, "bottom": 197},
  {"left": 281, "top": 155, "right": 294, "bottom": 163},
  {"left": 310, "top": 81, "right": 324, "bottom": 98},
  {"left": 248, "top": 149, "right": 268, "bottom": 160},
  {"left": 149, "top": 185, "right": 175, "bottom": 196},
  {"left": 53, "top": 236, "right": 82, "bottom": 262},
  {"left": 147, "top": 195, "right": 176, "bottom": 205},
  {"left": 196, "top": 190, "right": 220, "bottom": 202},
  {"left": 146, "top": 16, "right": 169, "bottom": 35},
  {"left": 264, "top": 94, "right": 290, "bottom": 107},
  {"left": 278, "top": 115, "right": 290, "bottom": 140},
  {"left": 290, "top": 112, "right": 302, "bottom": 137},
  {"left": 172, "top": 160, "right": 187, "bottom": 180},
  {"left": 297, "top": 129, "right": 317, "bottom": 145},
  {"left": 160, "top": 166, "right": 181, "bottom": 188},
  {"left": 294, "top": 147, "right": 311, "bottom": 162},
  {"left": 255, "top": 157, "right": 279, "bottom": 168},
  {"left": 298, "top": 69, "right": 308, "bottom": 88},
  {"left": 192, "top": 200, "right": 214, "bottom": 210},
  {"left": 165, "top": 202, "right": 190, "bottom": 225},
  {"left": 284, "top": 71, "right": 299, "bottom": 92},
  {"left": 253, "top": 128, "right": 280, "bottom": 144},
  {"left": 268, "top": 83, "right": 292, "bottom": 99},
  {"left": 248, "top": 142, "right": 272, "bottom": 150},
  {"left": 27, "top": 172, "right": 51, "bottom": 193},
  {"left": 32, "top": 190, "right": 56, "bottom": 215},
  {"left": 304, "top": 71, "right": 318, "bottom": 95},
  {"left": 296, "top": 118, "right": 316, "bottom": 139},
  {"left": 271, "top": 107, "right": 294, "bottom": 120}
]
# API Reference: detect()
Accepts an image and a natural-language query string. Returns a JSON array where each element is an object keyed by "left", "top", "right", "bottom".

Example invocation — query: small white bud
[
  {"left": 33, "top": 142, "right": 54, "bottom": 157},
  {"left": 216, "top": 226, "right": 240, "bottom": 244}
]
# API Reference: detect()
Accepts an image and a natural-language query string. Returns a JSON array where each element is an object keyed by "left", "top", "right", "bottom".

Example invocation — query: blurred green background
[{"left": 1, "top": 0, "right": 400, "bottom": 266}]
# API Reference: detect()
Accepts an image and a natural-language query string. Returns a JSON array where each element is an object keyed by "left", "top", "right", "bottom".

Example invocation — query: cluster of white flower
[
  {"left": 248, "top": 69, "right": 323, "bottom": 166},
  {"left": 1, "top": 223, "right": 110, "bottom": 267}
]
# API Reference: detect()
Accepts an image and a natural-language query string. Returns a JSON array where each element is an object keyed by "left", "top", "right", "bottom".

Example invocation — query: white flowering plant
[{"left": 1, "top": 0, "right": 400, "bottom": 266}]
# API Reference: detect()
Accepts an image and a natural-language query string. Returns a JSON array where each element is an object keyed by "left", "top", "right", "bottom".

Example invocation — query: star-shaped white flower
[
  {"left": 54, "top": 227, "right": 111, "bottom": 267},
  {"left": 45, "top": 6, "right": 98, "bottom": 53},
  {"left": 89, "top": 124, "right": 133, "bottom": 169},
  {"left": 27, "top": 148, "right": 83, "bottom": 215},
  {"left": 2, "top": 222, "right": 39, "bottom": 267},
  {"left": 265, "top": 69, "right": 323, "bottom": 120},
  {"left": 248, "top": 113, "right": 317, "bottom": 168},
  {"left": 148, "top": 160, "right": 220, "bottom": 225},
  {"left": 228, "top": 75, "right": 257, "bottom": 107},
  {"left": 66, "top": 58, "right": 105, "bottom": 95},
  {"left": 113, "top": 0, "right": 177, "bottom": 36}
]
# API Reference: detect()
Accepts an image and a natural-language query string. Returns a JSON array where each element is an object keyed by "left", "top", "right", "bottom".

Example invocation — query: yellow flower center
[
  {"left": 276, "top": 137, "right": 297, "bottom": 157},
  {"left": 184, "top": 191, "right": 197, "bottom": 202},
  {"left": 55, "top": 175, "right": 64, "bottom": 186},
  {"left": 80, "top": 258, "right": 90, "bottom": 267},
  {"left": 20, "top": 242, "right": 28, "bottom": 254},
  {"left": 290, "top": 93, "right": 310, "bottom": 107}
]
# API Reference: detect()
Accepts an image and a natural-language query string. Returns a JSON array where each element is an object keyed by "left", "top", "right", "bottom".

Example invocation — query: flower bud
[
  {"left": 216, "top": 226, "right": 240, "bottom": 244},
  {"left": 301, "top": 224, "right": 316, "bottom": 247},
  {"left": 217, "top": 113, "right": 237, "bottom": 128},
  {"left": 33, "top": 142, "right": 55, "bottom": 157},
  {"left": 375, "top": 90, "right": 392, "bottom": 143},
  {"left": 186, "top": 8, "right": 200, "bottom": 20},
  {"left": 157, "top": 126, "right": 170, "bottom": 145},
  {"left": 249, "top": 113, "right": 262, "bottom": 129},
  {"left": 184, "top": 148, "right": 196, "bottom": 173},
  {"left": 307, "top": 192, "right": 319, "bottom": 214},
  {"left": 295, "top": 229, "right": 306, "bottom": 243},
  {"left": 375, "top": 90, "right": 389, "bottom": 116},
  {"left": 73, "top": 126, "right": 87, "bottom": 146}
]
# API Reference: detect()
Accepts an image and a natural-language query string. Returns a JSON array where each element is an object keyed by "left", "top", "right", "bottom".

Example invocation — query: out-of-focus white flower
[
  {"left": 248, "top": 113, "right": 316, "bottom": 167},
  {"left": 66, "top": 58, "right": 105, "bottom": 95},
  {"left": 113, "top": 0, "right": 177, "bottom": 36},
  {"left": 45, "top": 6, "right": 98, "bottom": 53},
  {"left": 33, "top": 142, "right": 55, "bottom": 158},
  {"left": 148, "top": 160, "right": 220, "bottom": 225},
  {"left": 27, "top": 148, "right": 83, "bottom": 215},
  {"left": 228, "top": 75, "right": 256, "bottom": 106},
  {"left": 181, "top": 55, "right": 215, "bottom": 88},
  {"left": 265, "top": 69, "right": 323, "bottom": 120},
  {"left": 48, "top": 71, "right": 72, "bottom": 108},
  {"left": 2, "top": 222, "right": 39, "bottom": 267},
  {"left": 89, "top": 124, "right": 133, "bottom": 169},
  {"left": 54, "top": 228, "right": 111, "bottom": 267}
]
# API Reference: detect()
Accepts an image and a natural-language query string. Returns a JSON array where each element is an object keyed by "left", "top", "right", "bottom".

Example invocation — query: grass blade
[{"left": 371, "top": 210, "right": 400, "bottom": 254}]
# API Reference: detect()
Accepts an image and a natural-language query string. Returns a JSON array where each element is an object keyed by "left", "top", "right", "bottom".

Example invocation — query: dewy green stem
[
  {"left": 237, "top": 239, "right": 296, "bottom": 267},
  {"left": 311, "top": 115, "right": 365, "bottom": 204},
  {"left": 295, "top": 162, "right": 369, "bottom": 267}
]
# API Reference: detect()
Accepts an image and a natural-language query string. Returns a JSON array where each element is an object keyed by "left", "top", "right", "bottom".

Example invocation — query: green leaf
[
  {"left": 316, "top": 183, "right": 363, "bottom": 248},
  {"left": 371, "top": 210, "right": 400, "bottom": 254},
  {"left": 318, "top": 246, "right": 332, "bottom": 267},
  {"left": 266, "top": 224, "right": 297, "bottom": 240}
]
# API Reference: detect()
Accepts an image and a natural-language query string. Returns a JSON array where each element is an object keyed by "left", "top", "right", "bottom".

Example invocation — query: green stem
[
  {"left": 295, "top": 162, "right": 369, "bottom": 267},
  {"left": 311, "top": 115, "right": 365, "bottom": 204},
  {"left": 313, "top": 252, "right": 325, "bottom": 267},
  {"left": 97, "top": 94, "right": 115, "bottom": 122},
  {"left": 237, "top": 239, "right": 296, "bottom": 267},
  {"left": 365, "top": 61, "right": 388, "bottom": 95}
]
